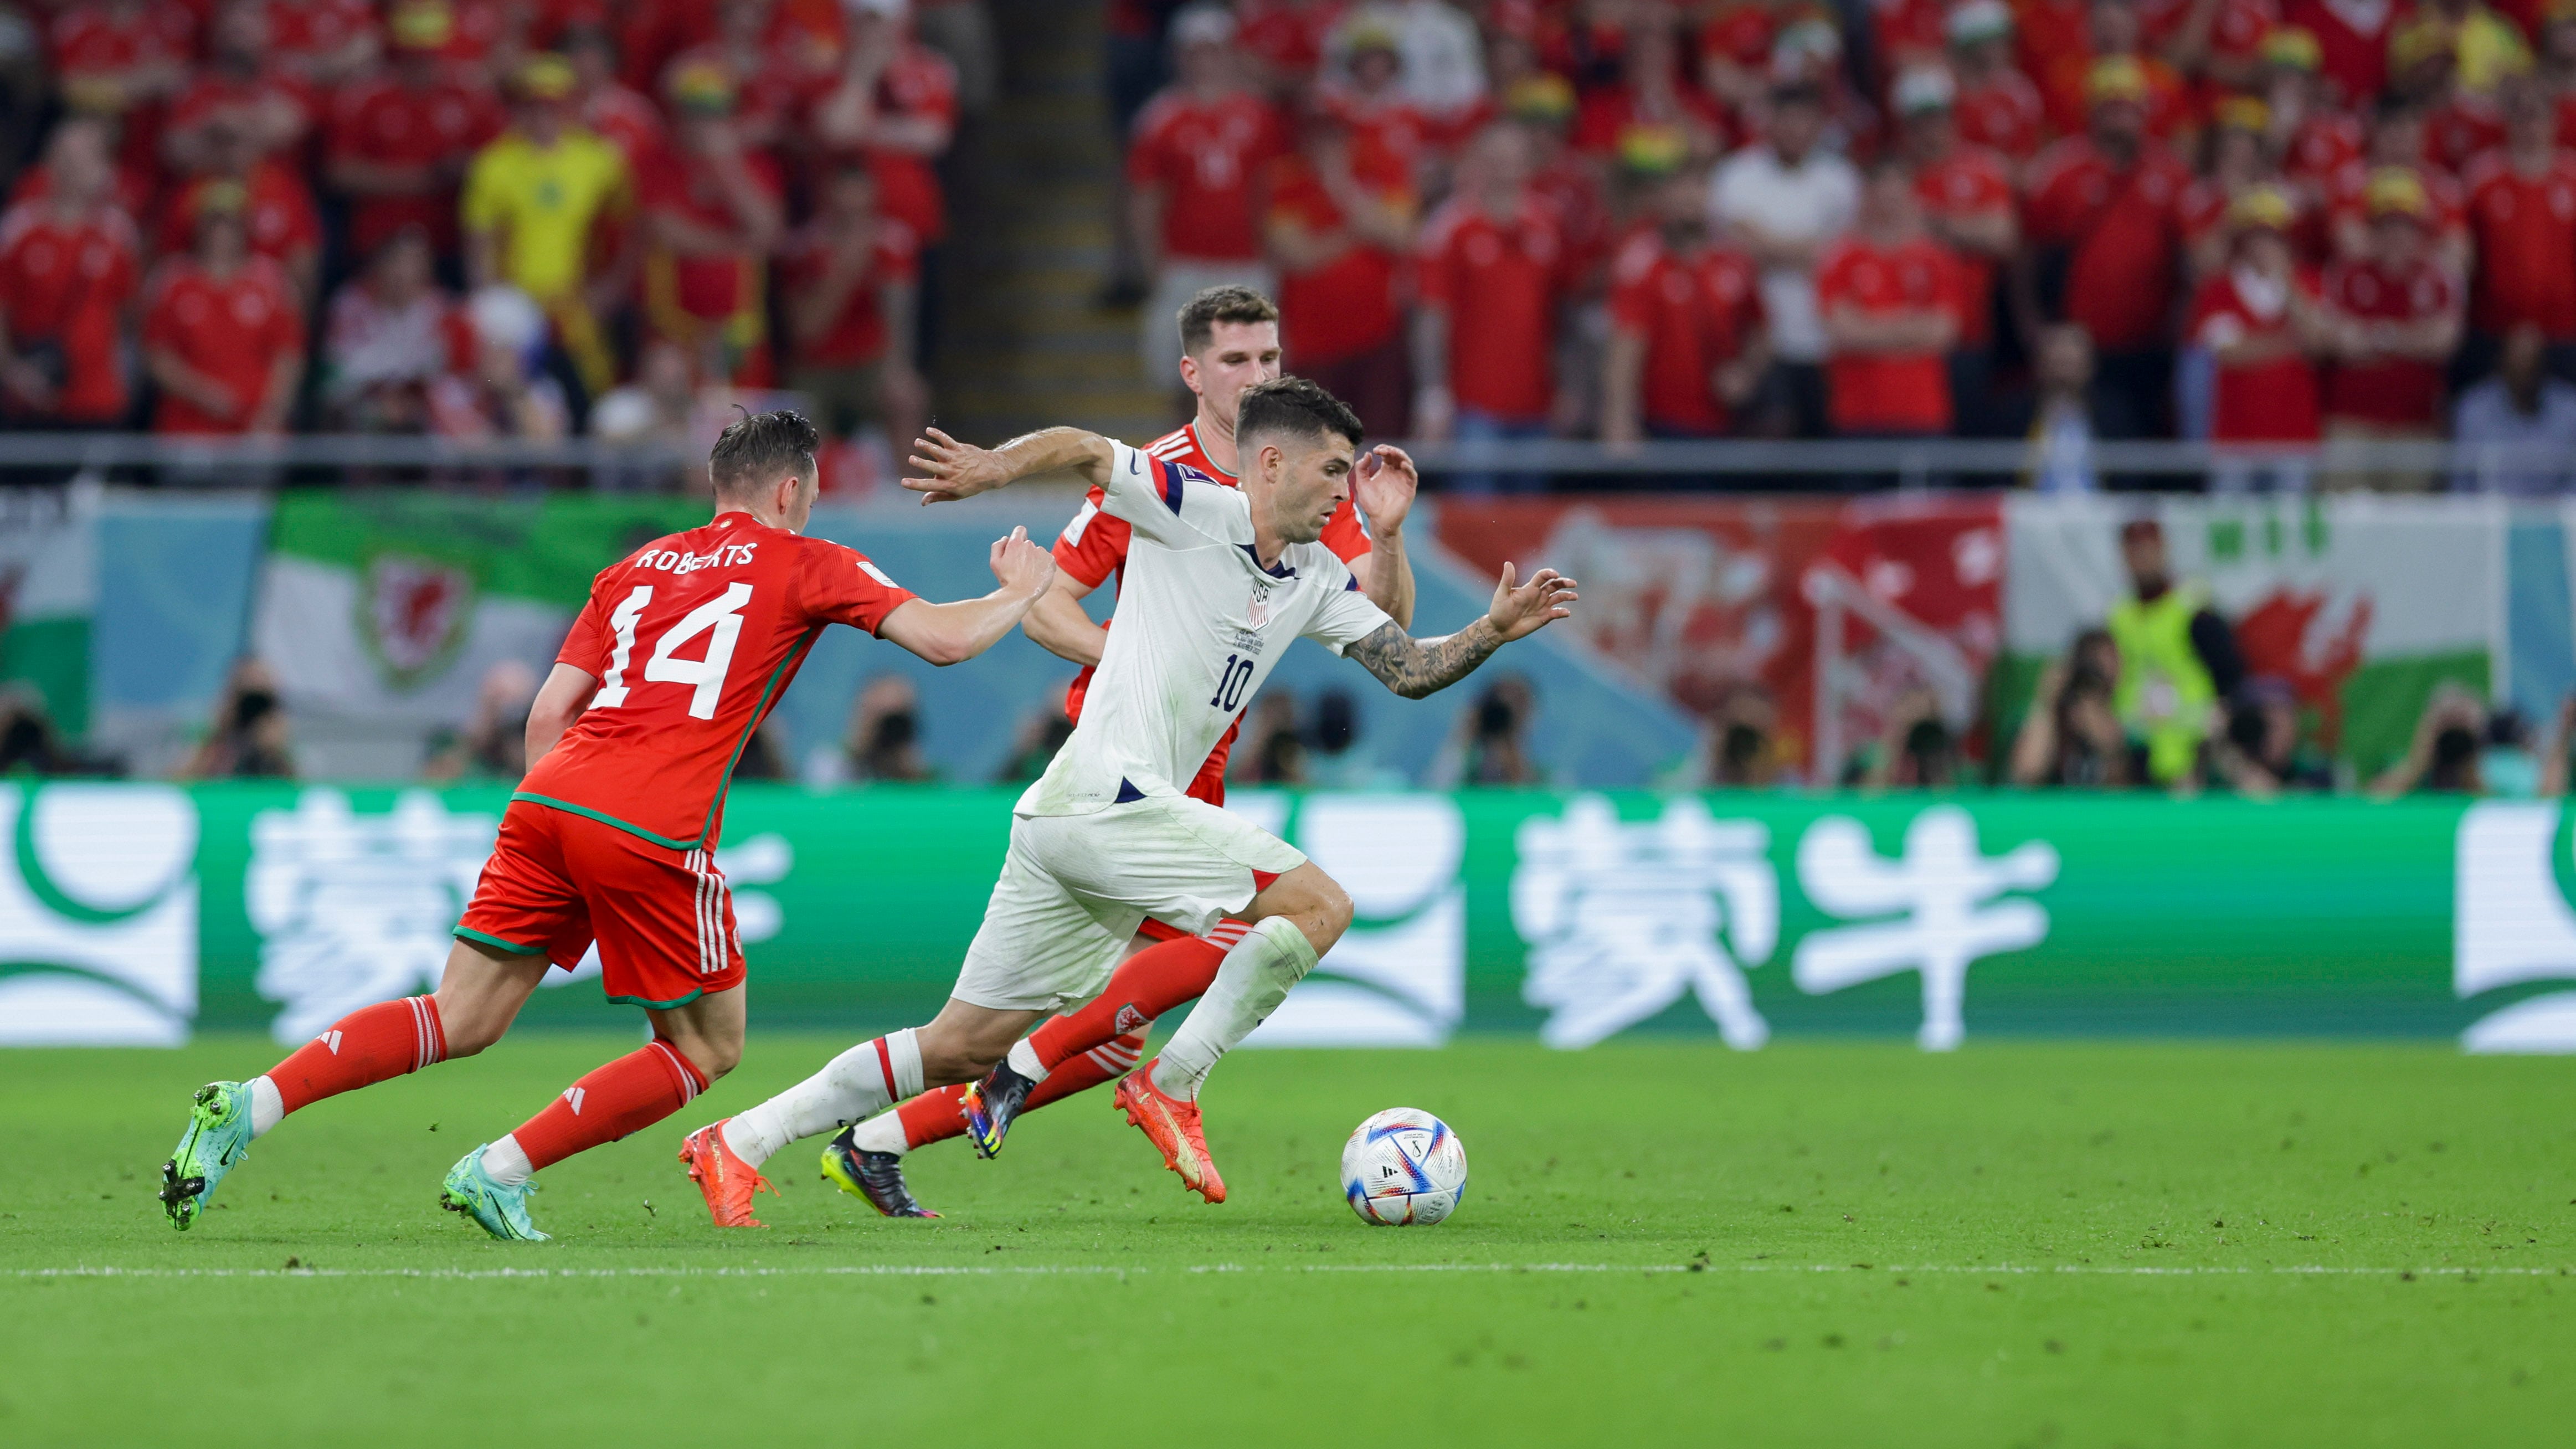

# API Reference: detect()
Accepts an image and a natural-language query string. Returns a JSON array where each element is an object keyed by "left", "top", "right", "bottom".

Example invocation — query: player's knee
[
  {"left": 671, "top": 1034, "right": 740, "bottom": 1081},
  {"left": 1286, "top": 873, "right": 1354, "bottom": 949},
  {"left": 431, "top": 998, "right": 509, "bottom": 1059}
]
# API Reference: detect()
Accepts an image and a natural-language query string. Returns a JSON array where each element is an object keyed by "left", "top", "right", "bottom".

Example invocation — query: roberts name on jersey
[
  {"left": 1016, "top": 443, "right": 1392, "bottom": 818},
  {"left": 517, "top": 512, "right": 918, "bottom": 850}
]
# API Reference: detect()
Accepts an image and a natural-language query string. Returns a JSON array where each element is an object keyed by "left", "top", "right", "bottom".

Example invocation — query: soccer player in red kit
[
  {"left": 765, "top": 286, "right": 1420, "bottom": 1222},
  {"left": 160, "top": 410, "right": 1057, "bottom": 1240}
]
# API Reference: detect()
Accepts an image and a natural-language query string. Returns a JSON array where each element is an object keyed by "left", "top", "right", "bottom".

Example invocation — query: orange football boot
[
  {"left": 678, "top": 1119, "right": 780, "bottom": 1227},
  {"left": 1112, "top": 1061, "right": 1226, "bottom": 1204}
]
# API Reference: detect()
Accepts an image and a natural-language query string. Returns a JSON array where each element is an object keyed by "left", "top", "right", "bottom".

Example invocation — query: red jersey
[
  {"left": 49, "top": 1, "right": 196, "bottom": 76},
  {"left": 1237, "top": 0, "right": 1343, "bottom": 78},
  {"left": 1816, "top": 233, "right": 1963, "bottom": 434},
  {"left": 157, "top": 163, "right": 320, "bottom": 268},
  {"left": 141, "top": 255, "right": 303, "bottom": 434},
  {"left": 1914, "top": 146, "right": 2015, "bottom": 347},
  {"left": 2012, "top": 0, "right": 2092, "bottom": 83},
  {"left": 641, "top": 148, "right": 783, "bottom": 327},
  {"left": 2464, "top": 152, "right": 2576, "bottom": 337},
  {"left": 1266, "top": 152, "right": 1408, "bottom": 366},
  {"left": 2188, "top": 265, "right": 2323, "bottom": 441},
  {"left": 168, "top": 69, "right": 319, "bottom": 155},
  {"left": 2326, "top": 158, "right": 2466, "bottom": 250},
  {"left": 2024, "top": 137, "right": 2189, "bottom": 351},
  {"left": 2285, "top": 114, "right": 2365, "bottom": 186},
  {"left": 852, "top": 45, "right": 961, "bottom": 245},
  {"left": 2283, "top": 0, "right": 2391, "bottom": 105},
  {"left": 583, "top": 84, "right": 668, "bottom": 166},
  {"left": 1417, "top": 194, "right": 1569, "bottom": 420},
  {"left": 778, "top": 217, "right": 919, "bottom": 367},
  {"left": 1321, "top": 88, "right": 1439, "bottom": 186},
  {"left": 1052, "top": 423, "right": 1372, "bottom": 803},
  {"left": 264, "top": 0, "right": 375, "bottom": 72},
  {"left": 2426, "top": 96, "right": 2507, "bottom": 176},
  {"left": 1127, "top": 89, "right": 1289, "bottom": 262},
  {"left": 525, "top": 513, "right": 919, "bottom": 849},
  {"left": 2322, "top": 256, "right": 2455, "bottom": 426},
  {"left": 1955, "top": 69, "right": 2045, "bottom": 161},
  {"left": 326, "top": 74, "right": 506, "bottom": 256},
  {"left": 1569, "top": 84, "right": 1731, "bottom": 163},
  {"left": 0, "top": 202, "right": 141, "bottom": 422},
  {"left": 1606, "top": 230, "right": 1763, "bottom": 434}
]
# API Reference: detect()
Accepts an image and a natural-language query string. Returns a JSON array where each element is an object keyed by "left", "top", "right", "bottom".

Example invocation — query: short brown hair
[
  {"left": 1177, "top": 284, "right": 1279, "bottom": 356},
  {"left": 1236, "top": 375, "right": 1362, "bottom": 453},
  {"left": 708, "top": 408, "right": 820, "bottom": 498}
]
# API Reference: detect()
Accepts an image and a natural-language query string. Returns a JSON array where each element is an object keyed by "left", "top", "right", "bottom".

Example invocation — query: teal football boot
[
  {"left": 440, "top": 1147, "right": 550, "bottom": 1241},
  {"left": 160, "top": 1081, "right": 254, "bottom": 1231}
]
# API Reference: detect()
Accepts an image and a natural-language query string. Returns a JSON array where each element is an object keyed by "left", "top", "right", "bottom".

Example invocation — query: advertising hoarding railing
[{"left": 1, "top": 782, "right": 2563, "bottom": 1055}]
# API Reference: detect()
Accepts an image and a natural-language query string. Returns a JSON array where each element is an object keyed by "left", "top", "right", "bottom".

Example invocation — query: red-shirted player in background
[
  {"left": 786, "top": 285, "right": 1419, "bottom": 1222},
  {"left": 160, "top": 411, "right": 1058, "bottom": 1241}
]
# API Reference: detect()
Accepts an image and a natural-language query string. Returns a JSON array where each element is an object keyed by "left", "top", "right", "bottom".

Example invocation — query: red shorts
[{"left": 455, "top": 801, "right": 747, "bottom": 1008}]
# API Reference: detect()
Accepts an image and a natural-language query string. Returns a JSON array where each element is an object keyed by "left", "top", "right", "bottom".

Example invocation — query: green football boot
[
  {"left": 439, "top": 1147, "right": 550, "bottom": 1241},
  {"left": 160, "top": 1081, "right": 254, "bottom": 1231}
]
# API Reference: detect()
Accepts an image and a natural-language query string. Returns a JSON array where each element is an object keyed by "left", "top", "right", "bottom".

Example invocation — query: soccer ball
[{"left": 1340, "top": 1109, "right": 1467, "bottom": 1226}]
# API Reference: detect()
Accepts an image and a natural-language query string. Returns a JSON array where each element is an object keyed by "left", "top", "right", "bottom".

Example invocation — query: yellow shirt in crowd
[{"left": 459, "top": 128, "right": 630, "bottom": 302}]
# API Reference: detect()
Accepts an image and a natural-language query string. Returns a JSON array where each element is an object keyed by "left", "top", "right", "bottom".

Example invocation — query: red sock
[
  {"left": 894, "top": 1031, "right": 1147, "bottom": 1149},
  {"left": 1027, "top": 930, "right": 1232, "bottom": 1071},
  {"left": 266, "top": 996, "right": 446, "bottom": 1115},
  {"left": 510, "top": 1039, "right": 709, "bottom": 1173},
  {"left": 897, "top": 1085, "right": 971, "bottom": 1149}
]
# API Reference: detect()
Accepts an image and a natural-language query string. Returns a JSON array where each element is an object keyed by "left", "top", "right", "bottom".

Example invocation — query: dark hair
[
  {"left": 1178, "top": 285, "right": 1279, "bottom": 356},
  {"left": 708, "top": 408, "right": 820, "bottom": 499},
  {"left": 1236, "top": 375, "right": 1362, "bottom": 453}
]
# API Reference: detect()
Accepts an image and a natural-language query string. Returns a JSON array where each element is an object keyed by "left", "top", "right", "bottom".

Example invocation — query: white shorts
[{"left": 952, "top": 795, "right": 1307, "bottom": 1014}]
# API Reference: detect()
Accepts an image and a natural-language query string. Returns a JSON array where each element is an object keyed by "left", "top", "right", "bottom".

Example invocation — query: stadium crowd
[
  {"left": 5, "top": 0, "right": 2576, "bottom": 486},
  {"left": 0, "top": 0, "right": 983, "bottom": 479},
  {"left": 1101, "top": 0, "right": 2576, "bottom": 484}
]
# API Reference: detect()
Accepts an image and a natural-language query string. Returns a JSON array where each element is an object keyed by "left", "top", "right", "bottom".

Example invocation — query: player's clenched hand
[
  {"left": 990, "top": 526, "right": 1057, "bottom": 600},
  {"left": 903, "top": 427, "right": 1014, "bottom": 504},
  {"left": 1485, "top": 562, "right": 1578, "bottom": 643}
]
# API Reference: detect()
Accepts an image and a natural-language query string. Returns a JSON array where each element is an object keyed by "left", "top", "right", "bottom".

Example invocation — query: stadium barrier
[{"left": 2, "top": 782, "right": 2566, "bottom": 1054}]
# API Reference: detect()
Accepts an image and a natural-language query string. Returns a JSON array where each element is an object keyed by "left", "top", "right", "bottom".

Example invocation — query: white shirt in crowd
[
  {"left": 1708, "top": 143, "right": 1861, "bottom": 363},
  {"left": 1328, "top": 1, "right": 1487, "bottom": 115},
  {"left": 2450, "top": 377, "right": 2576, "bottom": 495}
]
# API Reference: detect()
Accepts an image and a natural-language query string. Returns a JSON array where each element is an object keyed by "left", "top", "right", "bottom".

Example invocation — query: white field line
[{"left": 9, "top": 1262, "right": 2571, "bottom": 1282}]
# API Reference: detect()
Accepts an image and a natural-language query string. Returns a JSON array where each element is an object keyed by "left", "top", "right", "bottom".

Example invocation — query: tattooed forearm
[{"left": 1346, "top": 619, "right": 1503, "bottom": 700}]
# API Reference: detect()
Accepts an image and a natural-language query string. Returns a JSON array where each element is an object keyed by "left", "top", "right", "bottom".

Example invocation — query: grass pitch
[{"left": 3, "top": 1035, "right": 2569, "bottom": 1447}]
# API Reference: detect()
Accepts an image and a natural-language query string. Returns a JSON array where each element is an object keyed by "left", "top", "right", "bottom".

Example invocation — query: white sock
[
  {"left": 248, "top": 1076, "right": 285, "bottom": 1139},
  {"left": 848, "top": 1113, "right": 909, "bottom": 1155},
  {"left": 722, "top": 1029, "right": 923, "bottom": 1168},
  {"left": 480, "top": 1134, "right": 535, "bottom": 1188},
  {"left": 1005, "top": 1037, "right": 1047, "bottom": 1082},
  {"left": 1151, "top": 917, "right": 1319, "bottom": 1101}
]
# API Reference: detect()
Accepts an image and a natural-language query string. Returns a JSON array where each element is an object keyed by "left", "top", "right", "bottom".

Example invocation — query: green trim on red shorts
[
  {"left": 508, "top": 793, "right": 699, "bottom": 851},
  {"left": 606, "top": 988, "right": 706, "bottom": 1009},
  {"left": 454, "top": 927, "right": 546, "bottom": 957}
]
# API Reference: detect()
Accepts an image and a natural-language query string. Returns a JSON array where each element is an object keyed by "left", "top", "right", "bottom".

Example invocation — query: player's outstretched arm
[
  {"left": 1344, "top": 563, "right": 1578, "bottom": 700},
  {"left": 901, "top": 426, "right": 1117, "bottom": 503},
  {"left": 876, "top": 527, "right": 1060, "bottom": 666}
]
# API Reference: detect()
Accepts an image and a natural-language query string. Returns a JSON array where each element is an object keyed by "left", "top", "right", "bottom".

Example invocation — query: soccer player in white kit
[{"left": 682, "top": 378, "right": 1576, "bottom": 1211}]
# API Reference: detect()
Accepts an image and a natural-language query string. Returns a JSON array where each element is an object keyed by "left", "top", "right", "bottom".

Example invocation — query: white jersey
[{"left": 1016, "top": 440, "right": 1394, "bottom": 818}]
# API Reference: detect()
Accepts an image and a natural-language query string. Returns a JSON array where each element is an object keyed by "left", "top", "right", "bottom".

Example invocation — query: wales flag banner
[
  {"left": 251, "top": 492, "right": 705, "bottom": 764},
  {"left": 2003, "top": 495, "right": 2506, "bottom": 774}
]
